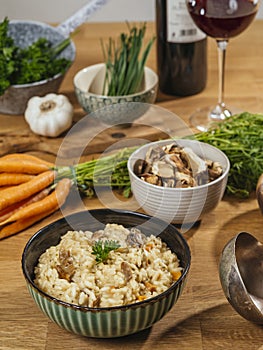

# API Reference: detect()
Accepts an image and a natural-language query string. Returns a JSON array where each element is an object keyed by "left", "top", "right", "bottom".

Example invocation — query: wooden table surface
[{"left": 1, "top": 21, "right": 263, "bottom": 350}]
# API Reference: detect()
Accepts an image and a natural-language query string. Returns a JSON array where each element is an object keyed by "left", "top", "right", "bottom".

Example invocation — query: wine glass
[{"left": 186, "top": 0, "right": 260, "bottom": 131}]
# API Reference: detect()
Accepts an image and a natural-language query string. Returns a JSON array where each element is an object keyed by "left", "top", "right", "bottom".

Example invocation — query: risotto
[{"left": 34, "top": 223, "right": 182, "bottom": 308}]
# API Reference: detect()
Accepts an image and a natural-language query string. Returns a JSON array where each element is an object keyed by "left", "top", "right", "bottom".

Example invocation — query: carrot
[
  {"left": 0, "top": 185, "right": 16, "bottom": 191},
  {"left": 0, "top": 187, "right": 51, "bottom": 223},
  {"left": 0, "top": 208, "right": 57, "bottom": 240},
  {"left": 1, "top": 153, "right": 54, "bottom": 167},
  {"left": 0, "top": 159, "right": 50, "bottom": 174},
  {"left": 171, "top": 270, "right": 182, "bottom": 281},
  {"left": 145, "top": 282, "right": 156, "bottom": 292},
  {"left": 0, "top": 173, "right": 35, "bottom": 186},
  {"left": 0, "top": 178, "right": 72, "bottom": 225},
  {"left": 0, "top": 170, "right": 55, "bottom": 211},
  {"left": 137, "top": 295, "right": 147, "bottom": 302}
]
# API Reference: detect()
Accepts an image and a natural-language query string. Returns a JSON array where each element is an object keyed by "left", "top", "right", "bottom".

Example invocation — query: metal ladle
[{"left": 219, "top": 231, "right": 263, "bottom": 324}]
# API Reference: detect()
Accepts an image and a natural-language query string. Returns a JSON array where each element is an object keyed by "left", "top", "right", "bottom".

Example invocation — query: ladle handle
[{"left": 56, "top": 0, "right": 109, "bottom": 37}]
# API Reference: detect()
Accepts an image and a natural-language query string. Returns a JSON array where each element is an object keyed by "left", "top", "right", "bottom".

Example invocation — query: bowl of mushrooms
[{"left": 127, "top": 139, "right": 230, "bottom": 226}]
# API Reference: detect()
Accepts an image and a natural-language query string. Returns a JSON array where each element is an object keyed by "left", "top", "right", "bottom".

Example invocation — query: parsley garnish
[{"left": 92, "top": 240, "right": 120, "bottom": 264}]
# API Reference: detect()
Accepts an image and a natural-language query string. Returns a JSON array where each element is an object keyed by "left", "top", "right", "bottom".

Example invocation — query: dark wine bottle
[{"left": 156, "top": 0, "right": 207, "bottom": 96}]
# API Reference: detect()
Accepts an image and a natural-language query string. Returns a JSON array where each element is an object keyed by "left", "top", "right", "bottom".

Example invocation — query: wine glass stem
[
  {"left": 217, "top": 40, "right": 228, "bottom": 107},
  {"left": 211, "top": 40, "right": 231, "bottom": 120}
]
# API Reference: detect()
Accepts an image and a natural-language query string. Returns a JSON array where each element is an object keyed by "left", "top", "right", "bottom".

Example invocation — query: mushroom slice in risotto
[
  {"left": 126, "top": 228, "right": 147, "bottom": 247},
  {"left": 121, "top": 261, "right": 133, "bottom": 282},
  {"left": 55, "top": 248, "right": 75, "bottom": 282}
]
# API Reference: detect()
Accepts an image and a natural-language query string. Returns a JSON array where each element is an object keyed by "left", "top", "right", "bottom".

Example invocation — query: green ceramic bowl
[{"left": 22, "top": 209, "right": 190, "bottom": 338}]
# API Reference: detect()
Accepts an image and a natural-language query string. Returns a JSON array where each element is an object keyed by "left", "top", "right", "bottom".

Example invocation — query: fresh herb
[
  {"left": 55, "top": 147, "right": 136, "bottom": 198},
  {"left": 0, "top": 17, "right": 71, "bottom": 95},
  {"left": 101, "top": 22, "right": 155, "bottom": 96},
  {"left": 0, "top": 17, "right": 17, "bottom": 94},
  {"left": 11, "top": 37, "right": 71, "bottom": 85},
  {"left": 92, "top": 239, "right": 121, "bottom": 264},
  {"left": 191, "top": 112, "right": 263, "bottom": 197}
]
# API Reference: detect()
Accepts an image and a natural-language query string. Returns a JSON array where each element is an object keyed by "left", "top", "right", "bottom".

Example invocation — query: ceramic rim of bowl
[{"left": 74, "top": 64, "right": 158, "bottom": 99}]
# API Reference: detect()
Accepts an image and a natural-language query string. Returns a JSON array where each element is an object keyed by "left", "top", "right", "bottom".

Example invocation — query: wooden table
[{"left": 1, "top": 21, "right": 263, "bottom": 350}]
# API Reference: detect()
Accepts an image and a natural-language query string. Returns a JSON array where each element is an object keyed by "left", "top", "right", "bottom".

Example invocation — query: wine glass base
[{"left": 189, "top": 105, "right": 241, "bottom": 132}]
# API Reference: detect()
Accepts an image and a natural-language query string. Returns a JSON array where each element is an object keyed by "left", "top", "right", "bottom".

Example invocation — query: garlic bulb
[{"left": 25, "top": 93, "right": 73, "bottom": 137}]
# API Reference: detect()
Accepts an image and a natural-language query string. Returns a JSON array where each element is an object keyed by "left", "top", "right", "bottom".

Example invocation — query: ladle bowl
[{"left": 219, "top": 231, "right": 263, "bottom": 324}]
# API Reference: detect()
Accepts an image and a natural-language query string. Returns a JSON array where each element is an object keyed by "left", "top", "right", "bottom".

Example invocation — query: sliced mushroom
[
  {"left": 145, "top": 146, "right": 165, "bottom": 164},
  {"left": 126, "top": 228, "right": 146, "bottom": 247},
  {"left": 207, "top": 161, "right": 223, "bottom": 180},
  {"left": 133, "top": 142, "right": 223, "bottom": 188},
  {"left": 152, "top": 160, "right": 175, "bottom": 178},
  {"left": 92, "top": 295, "right": 101, "bottom": 308},
  {"left": 183, "top": 147, "right": 207, "bottom": 175},
  {"left": 175, "top": 172, "right": 196, "bottom": 187},
  {"left": 142, "top": 174, "right": 161, "bottom": 185},
  {"left": 91, "top": 229, "right": 106, "bottom": 243},
  {"left": 164, "top": 153, "right": 189, "bottom": 174},
  {"left": 133, "top": 159, "right": 149, "bottom": 176},
  {"left": 56, "top": 248, "right": 75, "bottom": 282},
  {"left": 121, "top": 261, "right": 133, "bottom": 282},
  {"left": 161, "top": 177, "right": 177, "bottom": 187}
]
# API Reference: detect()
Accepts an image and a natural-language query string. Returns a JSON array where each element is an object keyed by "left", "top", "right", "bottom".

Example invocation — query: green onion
[{"left": 101, "top": 22, "right": 155, "bottom": 96}]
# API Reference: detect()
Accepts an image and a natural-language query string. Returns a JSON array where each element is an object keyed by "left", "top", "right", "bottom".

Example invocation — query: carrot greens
[
  {"left": 191, "top": 112, "right": 263, "bottom": 197},
  {"left": 55, "top": 147, "right": 136, "bottom": 198}
]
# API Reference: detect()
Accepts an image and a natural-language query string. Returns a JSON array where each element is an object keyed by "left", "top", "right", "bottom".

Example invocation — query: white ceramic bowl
[
  {"left": 73, "top": 63, "right": 158, "bottom": 125},
  {"left": 127, "top": 139, "right": 230, "bottom": 226}
]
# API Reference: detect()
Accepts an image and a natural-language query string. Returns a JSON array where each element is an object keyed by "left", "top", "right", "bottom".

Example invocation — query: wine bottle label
[{"left": 167, "top": 0, "right": 206, "bottom": 43}]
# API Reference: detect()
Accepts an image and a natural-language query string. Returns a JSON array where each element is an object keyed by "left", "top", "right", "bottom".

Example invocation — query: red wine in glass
[{"left": 186, "top": 0, "right": 259, "bottom": 131}]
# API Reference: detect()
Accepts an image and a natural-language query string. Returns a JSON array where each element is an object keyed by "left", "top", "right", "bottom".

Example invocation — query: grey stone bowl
[{"left": 0, "top": 20, "right": 75, "bottom": 115}]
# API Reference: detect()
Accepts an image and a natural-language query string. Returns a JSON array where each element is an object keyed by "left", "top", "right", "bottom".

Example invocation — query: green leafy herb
[
  {"left": 92, "top": 240, "right": 121, "bottom": 264},
  {"left": 0, "top": 17, "right": 17, "bottom": 94},
  {"left": 101, "top": 22, "right": 155, "bottom": 96},
  {"left": 191, "top": 112, "right": 263, "bottom": 197},
  {"left": 11, "top": 37, "right": 71, "bottom": 85},
  {"left": 0, "top": 17, "right": 72, "bottom": 95}
]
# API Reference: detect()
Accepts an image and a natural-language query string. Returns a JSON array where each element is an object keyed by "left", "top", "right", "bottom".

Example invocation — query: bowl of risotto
[{"left": 22, "top": 209, "right": 191, "bottom": 338}]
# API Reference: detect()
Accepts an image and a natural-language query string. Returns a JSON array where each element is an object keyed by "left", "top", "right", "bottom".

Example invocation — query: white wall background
[{"left": 2, "top": 0, "right": 263, "bottom": 23}]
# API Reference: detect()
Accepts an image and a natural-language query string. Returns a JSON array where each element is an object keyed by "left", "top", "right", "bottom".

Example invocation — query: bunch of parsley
[
  {"left": 0, "top": 17, "right": 71, "bottom": 95},
  {"left": 0, "top": 17, "right": 17, "bottom": 94}
]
